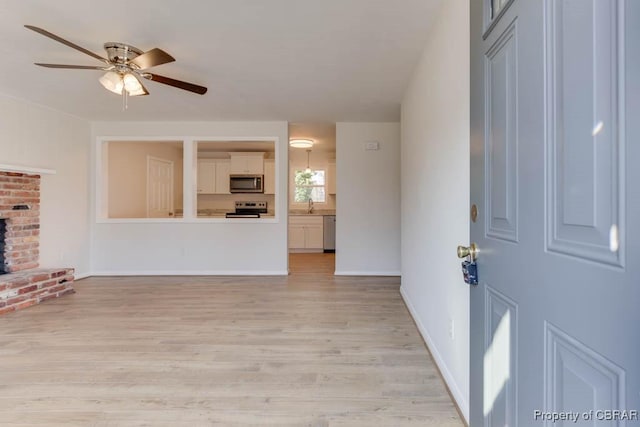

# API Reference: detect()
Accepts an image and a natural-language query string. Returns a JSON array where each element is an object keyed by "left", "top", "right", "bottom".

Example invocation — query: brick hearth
[
  {"left": 0, "top": 268, "right": 74, "bottom": 315},
  {"left": 0, "top": 171, "right": 75, "bottom": 314}
]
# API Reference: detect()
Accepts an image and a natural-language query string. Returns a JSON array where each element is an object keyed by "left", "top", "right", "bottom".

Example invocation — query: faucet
[{"left": 307, "top": 198, "right": 314, "bottom": 214}]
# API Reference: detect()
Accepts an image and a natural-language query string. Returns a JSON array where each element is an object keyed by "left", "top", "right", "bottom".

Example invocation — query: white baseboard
[
  {"left": 400, "top": 286, "right": 469, "bottom": 424},
  {"left": 89, "top": 270, "right": 289, "bottom": 276},
  {"left": 334, "top": 270, "right": 401, "bottom": 276},
  {"left": 74, "top": 272, "right": 92, "bottom": 280}
]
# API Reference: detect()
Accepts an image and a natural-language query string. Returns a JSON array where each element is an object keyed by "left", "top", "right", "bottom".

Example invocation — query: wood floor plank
[{"left": 0, "top": 254, "right": 463, "bottom": 426}]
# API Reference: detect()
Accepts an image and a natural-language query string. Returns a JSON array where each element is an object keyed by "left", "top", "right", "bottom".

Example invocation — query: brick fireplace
[{"left": 0, "top": 171, "right": 74, "bottom": 315}]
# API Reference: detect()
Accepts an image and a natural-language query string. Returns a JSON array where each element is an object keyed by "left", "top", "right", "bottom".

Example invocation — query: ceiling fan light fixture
[
  {"left": 289, "top": 139, "right": 314, "bottom": 149},
  {"left": 123, "top": 73, "right": 141, "bottom": 92},
  {"left": 25, "top": 25, "right": 208, "bottom": 99},
  {"left": 99, "top": 71, "right": 123, "bottom": 94},
  {"left": 127, "top": 85, "right": 146, "bottom": 96}
]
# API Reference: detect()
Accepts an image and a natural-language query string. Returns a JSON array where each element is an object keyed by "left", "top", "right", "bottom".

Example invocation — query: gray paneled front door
[{"left": 469, "top": 0, "right": 639, "bottom": 425}]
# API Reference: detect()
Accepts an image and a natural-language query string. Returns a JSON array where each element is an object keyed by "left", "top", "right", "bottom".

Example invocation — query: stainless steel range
[{"left": 225, "top": 201, "right": 267, "bottom": 218}]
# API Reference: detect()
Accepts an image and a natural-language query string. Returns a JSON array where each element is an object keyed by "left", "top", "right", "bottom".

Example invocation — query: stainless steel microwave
[{"left": 229, "top": 175, "right": 264, "bottom": 193}]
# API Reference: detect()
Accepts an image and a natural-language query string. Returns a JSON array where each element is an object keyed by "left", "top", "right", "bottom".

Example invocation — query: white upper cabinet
[
  {"left": 230, "top": 153, "right": 265, "bottom": 175},
  {"left": 197, "top": 159, "right": 216, "bottom": 194},
  {"left": 197, "top": 159, "right": 230, "bottom": 194},
  {"left": 245, "top": 156, "right": 264, "bottom": 174},
  {"left": 264, "top": 159, "right": 275, "bottom": 194},
  {"left": 214, "top": 160, "right": 230, "bottom": 194}
]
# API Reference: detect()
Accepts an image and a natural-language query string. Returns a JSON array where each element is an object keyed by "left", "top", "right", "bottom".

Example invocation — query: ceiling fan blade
[
  {"left": 35, "top": 63, "right": 107, "bottom": 70},
  {"left": 130, "top": 48, "right": 175, "bottom": 70},
  {"left": 144, "top": 73, "right": 207, "bottom": 95},
  {"left": 24, "top": 25, "right": 108, "bottom": 63}
]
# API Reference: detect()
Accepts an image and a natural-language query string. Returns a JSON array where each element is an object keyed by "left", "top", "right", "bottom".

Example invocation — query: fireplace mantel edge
[{"left": 0, "top": 164, "right": 56, "bottom": 175}]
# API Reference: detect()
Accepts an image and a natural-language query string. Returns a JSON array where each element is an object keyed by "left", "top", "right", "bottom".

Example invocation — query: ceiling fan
[{"left": 24, "top": 25, "right": 207, "bottom": 100}]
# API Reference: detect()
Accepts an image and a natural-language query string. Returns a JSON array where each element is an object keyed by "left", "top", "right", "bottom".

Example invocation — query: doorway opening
[{"left": 288, "top": 123, "right": 336, "bottom": 274}]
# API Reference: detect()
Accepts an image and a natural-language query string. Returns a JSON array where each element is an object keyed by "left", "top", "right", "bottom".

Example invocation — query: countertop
[
  {"left": 196, "top": 209, "right": 276, "bottom": 219},
  {"left": 196, "top": 209, "right": 229, "bottom": 216},
  {"left": 174, "top": 209, "right": 334, "bottom": 218},
  {"left": 288, "top": 209, "right": 336, "bottom": 216},
  {"left": 171, "top": 209, "right": 276, "bottom": 218}
]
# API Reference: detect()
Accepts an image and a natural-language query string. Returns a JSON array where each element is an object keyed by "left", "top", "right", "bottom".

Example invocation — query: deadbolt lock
[{"left": 471, "top": 204, "right": 478, "bottom": 222}]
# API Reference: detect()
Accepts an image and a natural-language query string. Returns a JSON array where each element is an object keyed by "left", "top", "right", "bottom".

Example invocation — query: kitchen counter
[
  {"left": 289, "top": 209, "right": 336, "bottom": 216},
  {"left": 197, "top": 209, "right": 229, "bottom": 216},
  {"left": 177, "top": 210, "right": 331, "bottom": 218},
  {"left": 189, "top": 209, "right": 334, "bottom": 217},
  {"left": 196, "top": 210, "right": 276, "bottom": 219}
]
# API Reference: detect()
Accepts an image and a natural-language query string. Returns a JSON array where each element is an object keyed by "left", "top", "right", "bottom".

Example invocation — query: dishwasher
[{"left": 323, "top": 215, "right": 336, "bottom": 253}]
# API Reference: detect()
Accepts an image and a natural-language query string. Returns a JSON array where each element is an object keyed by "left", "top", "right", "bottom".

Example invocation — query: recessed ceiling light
[{"left": 289, "top": 139, "right": 314, "bottom": 148}]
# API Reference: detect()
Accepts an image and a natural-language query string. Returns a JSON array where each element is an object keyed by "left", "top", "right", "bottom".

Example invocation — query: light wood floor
[
  {"left": 289, "top": 252, "right": 335, "bottom": 274},
  {"left": 0, "top": 254, "right": 463, "bottom": 426}
]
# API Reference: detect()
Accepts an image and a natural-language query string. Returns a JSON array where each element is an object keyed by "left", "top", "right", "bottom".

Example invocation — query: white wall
[
  {"left": 399, "top": 0, "right": 470, "bottom": 421},
  {"left": 90, "top": 121, "right": 288, "bottom": 275},
  {"left": 335, "top": 122, "right": 400, "bottom": 275},
  {"left": 0, "top": 94, "right": 91, "bottom": 277}
]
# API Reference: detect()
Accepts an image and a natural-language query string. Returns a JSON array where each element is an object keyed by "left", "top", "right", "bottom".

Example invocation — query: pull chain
[{"left": 121, "top": 86, "right": 128, "bottom": 111}]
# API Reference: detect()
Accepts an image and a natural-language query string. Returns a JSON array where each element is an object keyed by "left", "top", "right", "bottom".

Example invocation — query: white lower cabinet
[
  {"left": 288, "top": 225, "right": 306, "bottom": 249},
  {"left": 304, "top": 224, "right": 324, "bottom": 248},
  {"left": 289, "top": 216, "right": 324, "bottom": 250}
]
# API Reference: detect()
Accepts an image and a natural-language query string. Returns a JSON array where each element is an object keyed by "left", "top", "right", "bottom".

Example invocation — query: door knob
[{"left": 457, "top": 243, "right": 478, "bottom": 261}]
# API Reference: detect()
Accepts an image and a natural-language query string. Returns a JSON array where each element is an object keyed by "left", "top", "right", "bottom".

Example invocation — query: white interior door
[
  {"left": 147, "top": 156, "right": 174, "bottom": 218},
  {"left": 469, "top": 0, "right": 639, "bottom": 425}
]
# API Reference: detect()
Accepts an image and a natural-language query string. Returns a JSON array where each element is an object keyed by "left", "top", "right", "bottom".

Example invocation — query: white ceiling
[
  {"left": 0, "top": 0, "right": 442, "bottom": 122},
  {"left": 197, "top": 141, "right": 275, "bottom": 153},
  {"left": 289, "top": 122, "right": 336, "bottom": 152}
]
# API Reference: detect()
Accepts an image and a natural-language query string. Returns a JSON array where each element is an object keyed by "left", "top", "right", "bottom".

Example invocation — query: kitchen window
[{"left": 294, "top": 169, "right": 326, "bottom": 203}]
